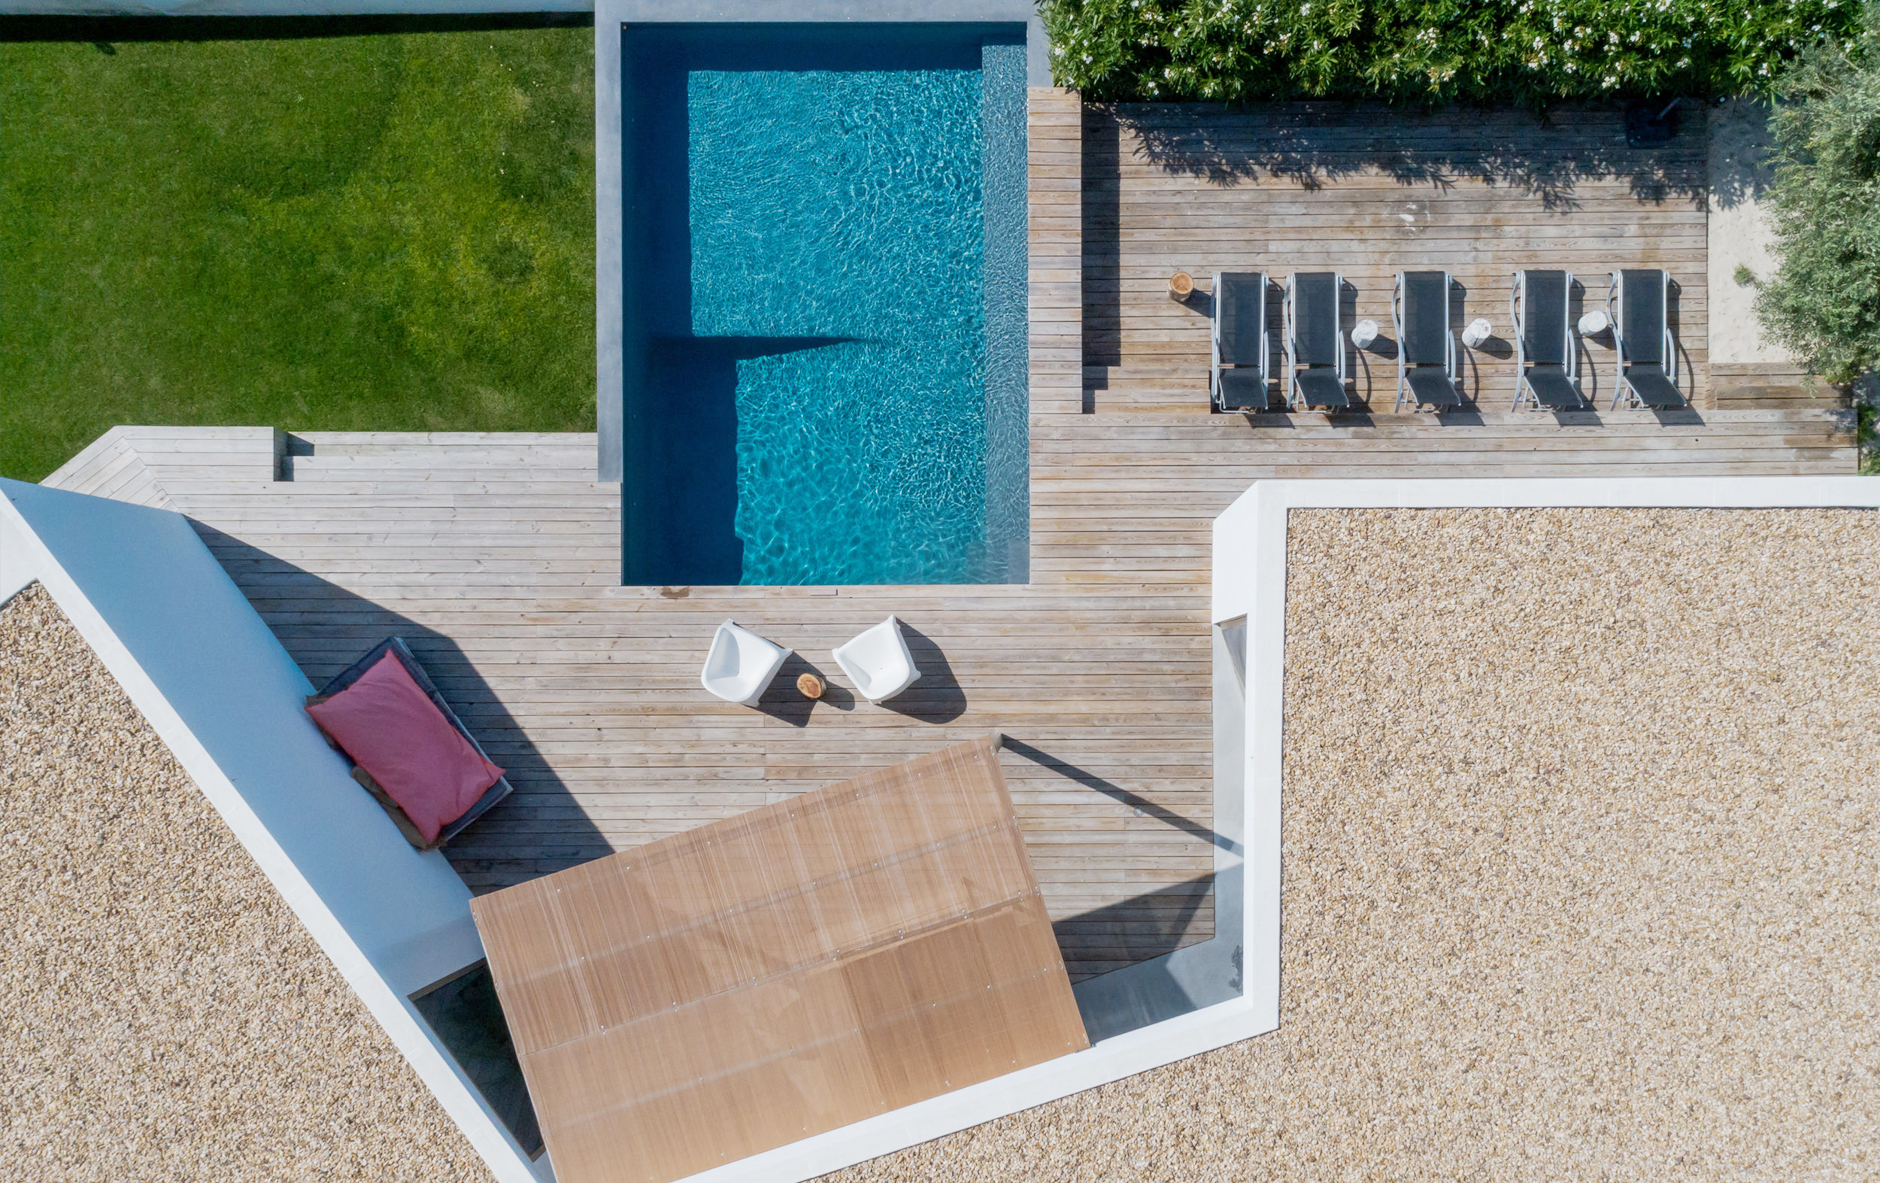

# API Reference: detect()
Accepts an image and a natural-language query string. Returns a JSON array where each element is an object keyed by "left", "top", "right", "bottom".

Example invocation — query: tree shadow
[
  {"left": 188, "top": 523, "right": 610, "bottom": 895},
  {"left": 1707, "top": 99, "right": 1775, "bottom": 212},
  {"left": 1083, "top": 112, "right": 1123, "bottom": 371},
  {"left": 1102, "top": 100, "right": 1706, "bottom": 211}
]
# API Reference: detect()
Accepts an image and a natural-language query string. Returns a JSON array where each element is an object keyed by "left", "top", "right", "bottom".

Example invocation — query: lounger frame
[
  {"left": 1283, "top": 271, "right": 1347, "bottom": 412},
  {"left": 1392, "top": 271, "right": 1461, "bottom": 412},
  {"left": 1211, "top": 271, "right": 1271, "bottom": 412},
  {"left": 1606, "top": 269, "right": 1682, "bottom": 409},
  {"left": 1509, "top": 269, "right": 1587, "bottom": 411}
]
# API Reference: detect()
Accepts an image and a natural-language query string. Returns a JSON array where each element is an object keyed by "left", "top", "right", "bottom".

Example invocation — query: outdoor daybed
[{"left": 305, "top": 636, "right": 513, "bottom": 850}]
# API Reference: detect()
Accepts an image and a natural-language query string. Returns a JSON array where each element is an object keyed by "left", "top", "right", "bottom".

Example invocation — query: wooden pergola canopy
[{"left": 471, "top": 736, "right": 1088, "bottom": 1183}]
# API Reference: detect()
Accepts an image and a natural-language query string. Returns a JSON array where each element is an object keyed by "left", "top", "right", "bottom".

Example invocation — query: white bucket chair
[
  {"left": 700, "top": 620, "right": 791, "bottom": 707},
  {"left": 832, "top": 615, "right": 921, "bottom": 704}
]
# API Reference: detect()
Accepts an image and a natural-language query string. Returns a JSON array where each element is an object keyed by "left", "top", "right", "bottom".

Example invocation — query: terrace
[{"left": 43, "top": 91, "right": 1855, "bottom": 981}]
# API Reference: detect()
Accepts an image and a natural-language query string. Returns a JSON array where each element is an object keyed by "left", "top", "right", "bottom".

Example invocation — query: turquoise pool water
[{"left": 622, "top": 26, "right": 1028, "bottom": 586}]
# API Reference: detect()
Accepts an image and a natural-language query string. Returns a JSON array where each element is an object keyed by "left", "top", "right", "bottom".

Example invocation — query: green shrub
[
  {"left": 1754, "top": 3, "right": 1880, "bottom": 388},
  {"left": 1042, "top": 0, "right": 1860, "bottom": 104}
]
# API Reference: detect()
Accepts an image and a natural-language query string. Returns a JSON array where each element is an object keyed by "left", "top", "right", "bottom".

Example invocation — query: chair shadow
[
  {"left": 189, "top": 523, "right": 611, "bottom": 894},
  {"left": 1668, "top": 277, "right": 1700, "bottom": 411},
  {"left": 756, "top": 652, "right": 856, "bottom": 728},
  {"left": 878, "top": 622, "right": 968, "bottom": 724},
  {"left": 1452, "top": 280, "right": 1487, "bottom": 409},
  {"left": 1569, "top": 279, "right": 1608, "bottom": 407}
]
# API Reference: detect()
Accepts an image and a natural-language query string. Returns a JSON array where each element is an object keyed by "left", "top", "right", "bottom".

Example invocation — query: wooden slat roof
[{"left": 469, "top": 737, "right": 1087, "bottom": 1183}]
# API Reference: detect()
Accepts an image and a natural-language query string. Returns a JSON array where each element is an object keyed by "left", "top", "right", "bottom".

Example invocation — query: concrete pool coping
[{"left": 592, "top": 0, "right": 1047, "bottom": 481}]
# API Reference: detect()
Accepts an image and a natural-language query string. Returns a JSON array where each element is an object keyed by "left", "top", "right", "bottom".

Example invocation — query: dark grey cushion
[
  {"left": 1294, "top": 368, "right": 1350, "bottom": 409},
  {"left": 1522, "top": 364, "right": 1586, "bottom": 410},
  {"left": 1292, "top": 273, "right": 1340, "bottom": 367},
  {"left": 1217, "top": 272, "right": 1266, "bottom": 367},
  {"left": 1217, "top": 367, "right": 1269, "bottom": 410},
  {"left": 1624, "top": 364, "right": 1682, "bottom": 408},
  {"left": 1520, "top": 270, "right": 1570, "bottom": 365},
  {"left": 1400, "top": 271, "right": 1449, "bottom": 366},
  {"left": 1405, "top": 367, "right": 1462, "bottom": 408},
  {"left": 1621, "top": 270, "right": 1667, "bottom": 366}
]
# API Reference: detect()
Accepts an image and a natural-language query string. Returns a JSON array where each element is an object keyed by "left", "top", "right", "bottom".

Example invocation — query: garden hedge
[{"left": 1042, "top": 0, "right": 1862, "bottom": 104}]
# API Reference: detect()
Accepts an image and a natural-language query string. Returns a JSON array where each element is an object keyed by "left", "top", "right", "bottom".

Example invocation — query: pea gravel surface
[
  {"left": 824, "top": 507, "right": 1880, "bottom": 1182},
  {"left": 0, "top": 583, "right": 496, "bottom": 1182}
]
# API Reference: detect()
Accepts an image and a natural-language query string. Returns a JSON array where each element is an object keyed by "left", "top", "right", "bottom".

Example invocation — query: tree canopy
[
  {"left": 1755, "top": 3, "right": 1880, "bottom": 389},
  {"left": 1042, "top": 0, "right": 1860, "bottom": 105}
]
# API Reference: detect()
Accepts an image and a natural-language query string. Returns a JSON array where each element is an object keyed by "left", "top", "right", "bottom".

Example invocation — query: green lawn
[{"left": 0, "top": 22, "right": 595, "bottom": 482}]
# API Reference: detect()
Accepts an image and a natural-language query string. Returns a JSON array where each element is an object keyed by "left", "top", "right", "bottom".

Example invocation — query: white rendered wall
[{"left": 0, "top": 478, "right": 544, "bottom": 1183}]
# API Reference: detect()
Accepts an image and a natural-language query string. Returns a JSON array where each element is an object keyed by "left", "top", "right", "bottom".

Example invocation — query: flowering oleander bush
[
  {"left": 1042, "top": 0, "right": 1860, "bottom": 104},
  {"left": 1754, "top": 3, "right": 1880, "bottom": 396}
]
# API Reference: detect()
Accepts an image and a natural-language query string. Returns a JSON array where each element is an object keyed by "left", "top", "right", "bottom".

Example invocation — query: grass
[{"left": 0, "top": 19, "right": 595, "bottom": 483}]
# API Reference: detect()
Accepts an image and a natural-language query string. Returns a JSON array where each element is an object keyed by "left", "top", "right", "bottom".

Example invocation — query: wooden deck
[
  {"left": 42, "top": 92, "right": 1856, "bottom": 983},
  {"left": 1083, "top": 100, "right": 1715, "bottom": 414}
]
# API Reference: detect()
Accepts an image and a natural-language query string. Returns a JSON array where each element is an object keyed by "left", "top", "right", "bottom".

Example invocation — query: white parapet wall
[
  {"left": 1214, "top": 475, "right": 1880, "bottom": 1081},
  {"left": 0, "top": 478, "right": 547, "bottom": 1183}
]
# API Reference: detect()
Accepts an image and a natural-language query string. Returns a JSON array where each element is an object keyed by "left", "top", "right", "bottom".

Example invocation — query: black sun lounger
[
  {"left": 1510, "top": 269, "right": 1588, "bottom": 411},
  {"left": 1211, "top": 271, "right": 1270, "bottom": 411},
  {"left": 1285, "top": 271, "right": 1349, "bottom": 412},
  {"left": 1393, "top": 270, "right": 1463, "bottom": 412},
  {"left": 1608, "top": 269, "right": 1683, "bottom": 409}
]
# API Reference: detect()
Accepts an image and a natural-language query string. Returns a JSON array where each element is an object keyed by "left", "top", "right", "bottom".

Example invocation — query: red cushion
[{"left": 306, "top": 651, "right": 503, "bottom": 844}]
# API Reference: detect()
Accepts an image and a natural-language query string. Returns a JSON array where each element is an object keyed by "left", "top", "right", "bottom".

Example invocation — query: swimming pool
[{"left": 620, "top": 24, "right": 1027, "bottom": 586}]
